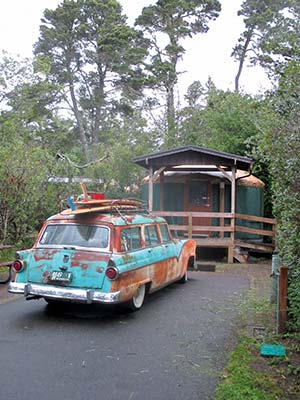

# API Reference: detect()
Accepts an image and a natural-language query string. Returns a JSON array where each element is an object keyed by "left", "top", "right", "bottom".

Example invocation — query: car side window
[
  {"left": 121, "top": 227, "right": 141, "bottom": 252},
  {"left": 144, "top": 225, "right": 160, "bottom": 247},
  {"left": 160, "top": 224, "right": 171, "bottom": 243}
]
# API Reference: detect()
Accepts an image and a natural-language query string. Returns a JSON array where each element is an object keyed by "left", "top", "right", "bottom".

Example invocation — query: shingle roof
[{"left": 133, "top": 145, "right": 253, "bottom": 171}]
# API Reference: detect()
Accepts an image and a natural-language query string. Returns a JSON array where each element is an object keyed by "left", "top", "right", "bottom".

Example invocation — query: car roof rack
[{"left": 60, "top": 183, "right": 150, "bottom": 216}]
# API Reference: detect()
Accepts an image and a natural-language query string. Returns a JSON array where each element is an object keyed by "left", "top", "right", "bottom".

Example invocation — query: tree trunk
[
  {"left": 165, "top": 35, "right": 178, "bottom": 148},
  {"left": 92, "top": 61, "right": 106, "bottom": 152},
  {"left": 166, "top": 84, "right": 176, "bottom": 148},
  {"left": 68, "top": 72, "right": 89, "bottom": 161},
  {"left": 235, "top": 27, "right": 254, "bottom": 93}
]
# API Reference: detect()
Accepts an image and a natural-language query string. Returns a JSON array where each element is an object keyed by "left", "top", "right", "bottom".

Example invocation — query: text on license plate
[{"left": 49, "top": 271, "right": 72, "bottom": 283}]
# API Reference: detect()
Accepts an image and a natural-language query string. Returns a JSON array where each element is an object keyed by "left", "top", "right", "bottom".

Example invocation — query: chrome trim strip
[{"left": 8, "top": 282, "right": 121, "bottom": 304}]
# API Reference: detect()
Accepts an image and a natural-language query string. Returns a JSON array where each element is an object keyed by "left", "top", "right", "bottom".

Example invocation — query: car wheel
[
  {"left": 178, "top": 270, "right": 188, "bottom": 284},
  {"left": 126, "top": 284, "right": 146, "bottom": 311}
]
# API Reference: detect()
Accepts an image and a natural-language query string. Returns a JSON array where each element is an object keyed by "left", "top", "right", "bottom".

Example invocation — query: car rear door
[{"left": 27, "top": 247, "right": 110, "bottom": 289}]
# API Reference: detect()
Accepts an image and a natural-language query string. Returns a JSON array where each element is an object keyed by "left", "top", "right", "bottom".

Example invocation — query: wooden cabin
[{"left": 133, "top": 145, "right": 275, "bottom": 263}]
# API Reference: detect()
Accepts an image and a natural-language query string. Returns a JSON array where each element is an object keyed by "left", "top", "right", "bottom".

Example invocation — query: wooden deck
[{"left": 153, "top": 211, "right": 276, "bottom": 263}]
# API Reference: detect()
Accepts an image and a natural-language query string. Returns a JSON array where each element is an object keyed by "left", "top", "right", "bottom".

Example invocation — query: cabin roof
[{"left": 133, "top": 145, "right": 253, "bottom": 172}]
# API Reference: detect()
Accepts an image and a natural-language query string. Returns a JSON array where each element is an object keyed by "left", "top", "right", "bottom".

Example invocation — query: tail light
[
  {"left": 106, "top": 260, "right": 119, "bottom": 280},
  {"left": 12, "top": 259, "right": 25, "bottom": 272}
]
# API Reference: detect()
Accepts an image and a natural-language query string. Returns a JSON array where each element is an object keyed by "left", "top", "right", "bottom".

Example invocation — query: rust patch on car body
[{"left": 33, "top": 249, "right": 60, "bottom": 262}]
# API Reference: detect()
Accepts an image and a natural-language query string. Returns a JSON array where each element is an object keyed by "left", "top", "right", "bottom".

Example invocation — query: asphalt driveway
[{"left": 0, "top": 267, "right": 268, "bottom": 400}]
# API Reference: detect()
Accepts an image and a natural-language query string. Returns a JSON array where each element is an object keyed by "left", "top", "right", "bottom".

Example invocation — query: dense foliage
[
  {"left": 265, "top": 63, "right": 300, "bottom": 330},
  {"left": 0, "top": 0, "right": 300, "bottom": 329},
  {"left": 270, "top": 120, "right": 300, "bottom": 330},
  {"left": 0, "top": 142, "right": 62, "bottom": 243}
]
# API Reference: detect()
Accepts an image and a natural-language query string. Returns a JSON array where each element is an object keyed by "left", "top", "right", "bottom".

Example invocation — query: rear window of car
[{"left": 39, "top": 224, "right": 109, "bottom": 249}]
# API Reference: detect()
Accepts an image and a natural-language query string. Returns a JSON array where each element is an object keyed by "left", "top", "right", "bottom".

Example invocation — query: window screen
[{"left": 189, "top": 181, "right": 209, "bottom": 206}]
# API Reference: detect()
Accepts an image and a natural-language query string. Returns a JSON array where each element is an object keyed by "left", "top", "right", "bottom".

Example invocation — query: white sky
[{"left": 0, "top": 0, "right": 271, "bottom": 95}]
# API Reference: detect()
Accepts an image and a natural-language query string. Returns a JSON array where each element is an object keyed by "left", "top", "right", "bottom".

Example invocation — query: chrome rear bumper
[{"left": 8, "top": 282, "right": 121, "bottom": 304}]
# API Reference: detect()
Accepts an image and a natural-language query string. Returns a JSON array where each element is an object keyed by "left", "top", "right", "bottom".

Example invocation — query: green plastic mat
[{"left": 260, "top": 344, "right": 286, "bottom": 357}]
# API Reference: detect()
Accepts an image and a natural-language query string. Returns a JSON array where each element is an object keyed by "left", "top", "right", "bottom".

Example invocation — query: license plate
[{"left": 49, "top": 271, "right": 72, "bottom": 283}]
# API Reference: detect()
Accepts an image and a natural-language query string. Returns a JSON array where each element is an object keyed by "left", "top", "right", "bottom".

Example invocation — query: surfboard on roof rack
[
  {"left": 61, "top": 200, "right": 143, "bottom": 215},
  {"left": 74, "top": 198, "right": 142, "bottom": 209},
  {"left": 61, "top": 183, "right": 143, "bottom": 215}
]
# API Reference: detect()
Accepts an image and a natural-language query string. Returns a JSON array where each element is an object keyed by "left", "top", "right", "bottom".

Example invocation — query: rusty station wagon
[{"left": 8, "top": 198, "right": 196, "bottom": 311}]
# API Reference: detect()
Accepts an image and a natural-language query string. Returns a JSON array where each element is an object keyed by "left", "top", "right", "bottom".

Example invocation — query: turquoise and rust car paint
[{"left": 8, "top": 209, "right": 196, "bottom": 310}]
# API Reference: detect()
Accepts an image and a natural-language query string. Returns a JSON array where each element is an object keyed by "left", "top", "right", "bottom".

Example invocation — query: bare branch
[{"left": 56, "top": 152, "right": 109, "bottom": 169}]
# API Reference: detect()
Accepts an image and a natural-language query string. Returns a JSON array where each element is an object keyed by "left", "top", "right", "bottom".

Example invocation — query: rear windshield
[{"left": 39, "top": 224, "right": 109, "bottom": 249}]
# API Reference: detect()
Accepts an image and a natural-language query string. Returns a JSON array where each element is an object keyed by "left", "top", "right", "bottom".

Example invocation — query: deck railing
[{"left": 152, "top": 211, "right": 276, "bottom": 263}]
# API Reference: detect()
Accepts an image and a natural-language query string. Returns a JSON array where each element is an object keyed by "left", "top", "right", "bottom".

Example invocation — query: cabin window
[
  {"left": 120, "top": 227, "right": 141, "bottom": 251},
  {"left": 189, "top": 181, "right": 209, "bottom": 206},
  {"left": 144, "top": 225, "right": 160, "bottom": 247},
  {"left": 160, "top": 224, "right": 171, "bottom": 242}
]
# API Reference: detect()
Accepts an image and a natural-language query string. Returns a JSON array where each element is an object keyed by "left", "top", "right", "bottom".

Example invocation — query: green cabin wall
[
  {"left": 211, "top": 184, "right": 264, "bottom": 239},
  {"left": 142, "top": 183, "right": 184, "bottom": 226},
  {"left": 142, "top": 181, "right": 264, "bottom": 240}
]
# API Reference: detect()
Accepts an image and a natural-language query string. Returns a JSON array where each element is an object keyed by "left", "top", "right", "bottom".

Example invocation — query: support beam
[
  {"left": 228, "top": 166, "right": 236, "bottom": 263},
  {"left": 219, "top": 182, "right": 225, "bottom": 239},
  {"left": 159, "top": 170, "right": 165, "bottom": 211},
  {"left": 217, "top": 166, "right": 232, "bottom": 182},
  {"left": 148, "top": 166, "right": 153, "bottom": 212},
  {"left": 188, "top": 213, "right": 193, "bottom": 239},
  {"left": 231, "top": 166, "right": 236, "bottom": 214}
]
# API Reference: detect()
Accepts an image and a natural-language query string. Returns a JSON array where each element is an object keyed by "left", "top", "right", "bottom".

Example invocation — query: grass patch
[
  {"left": 215, "top": 263, "right": 284, "bottom": 399},
  {"left": 215, "top": 264, "right": 300, "bottom": 399},
  {"left": 215, "top": 339, "right": 282, "bottom": 400}
]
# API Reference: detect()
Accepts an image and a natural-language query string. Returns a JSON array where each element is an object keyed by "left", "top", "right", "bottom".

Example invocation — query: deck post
[
  {"left": 219, "top": 182, "right": 225, "bottom": 239},
  {"left": 228, "top": 216, "right": 235, "bottom": 263},
  {"left": 159, "top": 170, "right": 164, "bottom": 211},
  {"left": 228, "top": 166, "right": 236, "bottom": 263},
  {"left": 188, "top": 213, "right": 193, "bottom": 238},
  {"left": 149, "top": 166, "right": 154, "bottom": 212}
]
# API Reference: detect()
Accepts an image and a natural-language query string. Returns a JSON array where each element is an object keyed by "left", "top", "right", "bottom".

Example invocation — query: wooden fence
[{"left": 153, "top": 211, "right": 276, "bottom": 263}]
